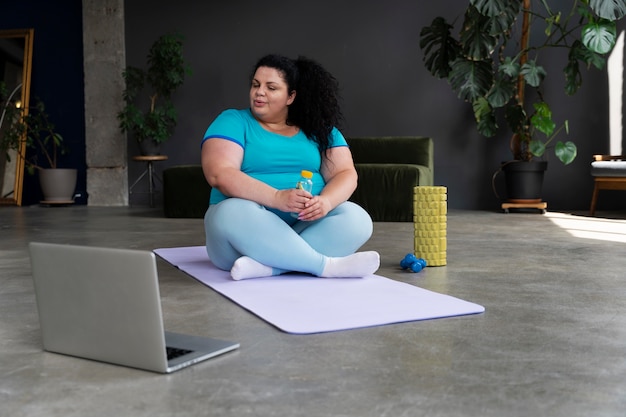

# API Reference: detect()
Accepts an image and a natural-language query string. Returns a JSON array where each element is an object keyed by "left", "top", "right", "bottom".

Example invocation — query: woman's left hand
[{"left": 297, "top": 195, "right": 332, "bottom": 221}]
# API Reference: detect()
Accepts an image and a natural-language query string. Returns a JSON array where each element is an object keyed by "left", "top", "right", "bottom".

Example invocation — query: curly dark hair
[{"left": 251, "top": 54, "right": 344, "bottom": 155}]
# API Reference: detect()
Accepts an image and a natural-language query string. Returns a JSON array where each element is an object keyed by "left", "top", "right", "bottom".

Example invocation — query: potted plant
[
  {"left": 0, "top": 81, "right": 24, "bottom": 162},
  {"left": 419, "top": 0, "right": 626, "bottom": 202},
  {"left": 118, "top": 33, "right": 190, "bottom": 155},
  {"left": 0, "top": 84, "right": 75, "bottom": 203}
]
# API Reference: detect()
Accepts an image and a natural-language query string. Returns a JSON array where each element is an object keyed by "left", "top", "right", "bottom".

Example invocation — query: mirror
[{"left": 0, "top": 28, "right": 33, "bottom": 206}]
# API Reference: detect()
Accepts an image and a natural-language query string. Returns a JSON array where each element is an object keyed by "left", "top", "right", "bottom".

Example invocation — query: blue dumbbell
[
  {"left": 400, "top": 253, "right": 418, "bottom": 269},
  {"left": 400, "top": 253, "right": 427, "bottom": 272}
]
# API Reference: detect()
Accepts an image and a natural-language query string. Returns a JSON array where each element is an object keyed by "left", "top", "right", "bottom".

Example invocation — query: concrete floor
[{"left": 1, "top": 205, "right": 625, "bottom": 417}]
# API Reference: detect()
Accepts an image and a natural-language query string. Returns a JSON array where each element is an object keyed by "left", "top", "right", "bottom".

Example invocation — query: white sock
[
  {"left": 230, "top": 256, "right": 273, "bottom": 280},
  {"left": 320, "top": 251, "right": 380, "bottom": 278}
]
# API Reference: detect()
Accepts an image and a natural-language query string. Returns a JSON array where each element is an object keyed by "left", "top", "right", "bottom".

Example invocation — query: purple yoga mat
[{"left": 154, "top": 246, "right": 484, "bottom": 334}]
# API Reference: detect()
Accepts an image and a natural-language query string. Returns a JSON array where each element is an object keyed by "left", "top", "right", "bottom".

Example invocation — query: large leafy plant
[
  {"left": 1, "top": 83, "right": 66, "bottom": 174},
  {"left": 420, "top": 0, "right": 626, "bottom": 165},
  {"left": 118, "top": 33, "right": 190, "bottom": 144}
]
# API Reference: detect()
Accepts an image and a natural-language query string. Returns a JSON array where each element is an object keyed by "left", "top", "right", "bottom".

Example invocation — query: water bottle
[
  {"left": 296, "top": 170, "right": 313, "bottom": 193},
  {"left": 292, "top": 170, "right": 313, "bottom": 218}
]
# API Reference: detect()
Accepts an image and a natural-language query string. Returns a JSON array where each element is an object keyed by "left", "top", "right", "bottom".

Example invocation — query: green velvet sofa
[{"left": 163, "top": 136, "right": 434, "bottom": 221}]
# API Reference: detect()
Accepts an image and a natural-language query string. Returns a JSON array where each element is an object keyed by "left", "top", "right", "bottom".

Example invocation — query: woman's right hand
[{"left": 276, "top": 188, "right": 312, "bottom": 214}]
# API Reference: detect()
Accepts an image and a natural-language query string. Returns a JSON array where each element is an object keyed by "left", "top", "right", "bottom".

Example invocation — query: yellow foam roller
[
  {"left": 415, "top": 230, "right": 447, "bottom": 238},
  {"left": 413, "top": 221, "right": 446, "bottom": 231},
  {"left": 413, "top": 186, "right": 447, "bottom": 266}
]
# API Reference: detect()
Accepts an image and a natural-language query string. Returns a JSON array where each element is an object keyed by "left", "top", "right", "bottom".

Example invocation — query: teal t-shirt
[{"left": 202, "top": 108, "right": 348, "bottom": 219}]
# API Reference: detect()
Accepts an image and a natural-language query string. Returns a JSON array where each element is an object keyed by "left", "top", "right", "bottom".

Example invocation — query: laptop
[{"left": 29, "top": 242, "right": 239, "bottom": 373}]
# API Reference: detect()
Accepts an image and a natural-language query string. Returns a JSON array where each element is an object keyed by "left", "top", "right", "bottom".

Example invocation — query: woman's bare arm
[
  {"left": 298, "top": 146, "right": 358, "bottom": 221},
  {"left": 201, "top": 138, "right": 309, "bottom": 213}
]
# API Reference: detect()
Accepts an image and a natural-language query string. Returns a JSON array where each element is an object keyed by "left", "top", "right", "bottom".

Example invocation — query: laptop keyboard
[{"left": 166, "top": 346, "right": 193, "bottom": 360}]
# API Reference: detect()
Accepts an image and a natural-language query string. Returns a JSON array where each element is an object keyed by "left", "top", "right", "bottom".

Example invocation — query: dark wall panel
[
  {"left": 0, "top": 0, "right": 86, "bottom": 205},
  {"left": 1, "top": 1, "right": 623, "bottom": 210},
  {"left": 124, "top": 0, "right": 620, "bottom": 210}
]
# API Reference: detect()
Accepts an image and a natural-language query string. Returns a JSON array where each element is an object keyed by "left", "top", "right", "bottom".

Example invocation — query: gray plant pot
[{"left": 39, "top": 168, "right": 77, "bottom": 203}]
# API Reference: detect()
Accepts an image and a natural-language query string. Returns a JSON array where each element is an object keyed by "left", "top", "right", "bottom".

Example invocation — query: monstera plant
[{"left": 420, "top": 0, "right": 626, "bottom": 166}]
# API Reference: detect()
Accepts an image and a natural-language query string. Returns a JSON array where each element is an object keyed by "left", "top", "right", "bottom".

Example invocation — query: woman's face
[{"left": 249, "top": 66, "right": 296, "bottom": 123}]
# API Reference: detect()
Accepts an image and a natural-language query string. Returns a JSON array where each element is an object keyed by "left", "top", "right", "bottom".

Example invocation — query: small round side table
[{"left": 130, "top": 155, "right": 168, "bottom": 207}]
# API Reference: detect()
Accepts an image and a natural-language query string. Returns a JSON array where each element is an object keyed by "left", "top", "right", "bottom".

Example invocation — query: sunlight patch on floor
[{"left": 546, "top": 212, "right": 626, "bottom": 243}]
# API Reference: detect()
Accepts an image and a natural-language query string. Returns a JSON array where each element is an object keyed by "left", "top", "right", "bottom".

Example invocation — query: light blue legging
[{"left": 204, "top": 198, "right": 373, "bottom": 276}]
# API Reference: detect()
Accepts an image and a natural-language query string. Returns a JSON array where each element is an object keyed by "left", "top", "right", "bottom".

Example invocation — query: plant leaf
[
  {"left": 529, "top": 139, "right": 546, "bottom": 157},
  {"left": 471, "top": 0, "right": 520, "bottom": 34},
  {"left": 555, "top": 141, "right": 577, "bottom": 165},
  {"left": 449, "top": 58, "right": 493, "bottom": 102},
  {"left": 499, "top": 56, "right": 520, "bottom": 77},
  {"left": 544, "top": 11, "right": 562, "bottom": 36},
  {"left": 530, "top": 102, "right": 556, "bottom": 136},
  {"left": 470, "top": 0, "right": 509, "bottom": 17},
  {"left": 121, "top": 67, "right": 146, "bottom": 102},
  {"left": 459, "top": 6, "right": 498, "bottom": 60},
  {"left": 589, "top": 0, "right": 626, "bottom": 20},
  {"left": 575, "top": 40, "right": 607, "bottom": 70},
  {"left": 147, "top": 33, "right": 188, "bottom": 98},
  {"left": 473, "top": 96, "right": 498, "bottom": 137},
  {"left": 565, "top": 39, "right": 607, "bottom": 95},
  {"left": 582, "top": 20, "right": 617, "bottom": 54},
  {"left": 520, "top": 60, "right": 547, "bottom": 87},
  {"left": 564, "top": 55, "right": 582, "bottom": 95},
  {"left": 487, "top": 76, "right": 515, "bottom": 108},
  {"left": 505, "top": 103, "right": 528, "bottom": 135},
  {"left": 419, "top": 17, "right": 461, "bottom": 79}
]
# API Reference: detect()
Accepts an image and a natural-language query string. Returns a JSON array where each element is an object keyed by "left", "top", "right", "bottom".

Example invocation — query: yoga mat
[{"left": 154, "top": 246, "right": 485, "bottom": 334}]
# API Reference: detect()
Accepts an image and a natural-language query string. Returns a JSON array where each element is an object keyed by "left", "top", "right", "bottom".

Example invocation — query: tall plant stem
[
  {"left": 511, "top": 0, "right": 532, "bottom": 160},
  {"left": 150, "top": 94, "right": 157, "bottom": 113},
  {"left": 517, "top": 0, "right": 531, "bottom": 106}
]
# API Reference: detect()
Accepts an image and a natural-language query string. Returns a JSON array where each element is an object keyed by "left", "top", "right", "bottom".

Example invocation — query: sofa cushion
[
  {"left": 347, "top": 137, "right": 434, "bottom": 221},
  {"left": 347, "top": 136, "right": 433, "bottom": 172},
  {"left": 591, "top": 161, "right": 626, "bottom": 177},
  {"left": 163, "top": 165, "right": 211, "bottom": 218},
  {"left": 350, "top": 164, "right": 427, "bottom": 222}
]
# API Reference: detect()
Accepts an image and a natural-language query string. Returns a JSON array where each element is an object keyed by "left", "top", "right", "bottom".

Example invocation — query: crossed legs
[{"left": 204, "top": 198, "right": 379, "bottom": 279}]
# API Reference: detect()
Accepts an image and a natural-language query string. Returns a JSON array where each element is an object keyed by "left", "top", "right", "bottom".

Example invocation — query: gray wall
[{"left": 124, "top": 0, "right": 621, "bottom": 211}]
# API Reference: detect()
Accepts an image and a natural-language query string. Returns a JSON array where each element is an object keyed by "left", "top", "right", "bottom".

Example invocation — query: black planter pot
[
  {"left": 501, "top": 160, "right": 548, "bottom": 202},
  {"left": 138, "top": 139, "right": 162, "bottom": 156}
]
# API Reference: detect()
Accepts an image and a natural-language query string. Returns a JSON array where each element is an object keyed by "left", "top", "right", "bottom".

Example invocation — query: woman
[{"left": 202, "top": 54, "right": 379, "bottom": 280}]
